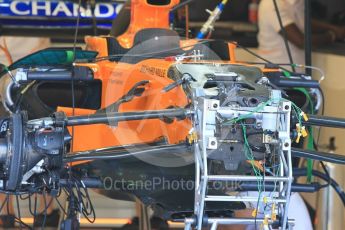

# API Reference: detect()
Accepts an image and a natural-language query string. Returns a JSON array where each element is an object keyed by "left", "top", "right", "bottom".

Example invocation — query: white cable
[
  {"left": 310, "top": 88, "right": 323, "bottom": 111},
  {"left": 294, "top": 64, "right": 325, "bottom": 83}
]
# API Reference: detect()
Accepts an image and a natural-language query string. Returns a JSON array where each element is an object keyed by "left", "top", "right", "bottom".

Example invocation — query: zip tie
[
  {"left": 271, "top": 203, "right": 277, "bottom": 221},
  {"left": 187, "top": 132, "right": 198, "bottom": 144},
  {"left": 296, "top": 132, "right": 302, "bottom": 143},
  {"left": 300, "top": 112, "right": 309, "bottom": 121},
  {"left": 301, "top": 126, "right": 308, "bottom": 137},
  {"left": 296, "top": 123, "right": 301, "bottom": 133},
  {"left": 252, "top": 209, "right": 258, "bottom": 217}
]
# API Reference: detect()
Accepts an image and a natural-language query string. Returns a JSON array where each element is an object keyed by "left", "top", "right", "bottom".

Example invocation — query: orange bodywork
[
  {"left": 62, "top": 0, "right": 189, "bottom": 155},
  {"left": 117, "top": 0, "right": 180, "bottom": 48},
  {"left": 61, "top": 0, "right": 279, "bottom": 159},
  {"left": 63, "top": 59, "right": 191, "bottom": 154}
]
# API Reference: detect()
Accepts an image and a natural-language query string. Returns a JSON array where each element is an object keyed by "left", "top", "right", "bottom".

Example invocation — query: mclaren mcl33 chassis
[{"left": 1, "top": 21, "right": 345, "bottom": 230}]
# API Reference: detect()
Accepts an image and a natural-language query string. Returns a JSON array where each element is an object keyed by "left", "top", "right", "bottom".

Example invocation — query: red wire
[
  {"left": 185, "top": 5, "right": 189, "bottom": 39},
  {"left": 0, "top": 38, "right": 14, "bottom": 64}
]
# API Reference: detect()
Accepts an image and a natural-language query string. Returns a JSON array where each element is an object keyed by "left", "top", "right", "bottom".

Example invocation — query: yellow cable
[{"left": 222, "top": 0, "right": 229, "bottom": 5}]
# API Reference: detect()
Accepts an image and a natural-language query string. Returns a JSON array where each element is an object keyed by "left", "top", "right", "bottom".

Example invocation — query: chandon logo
[{"left": 7, "top": 0, "right": 122, "bottom": 18}]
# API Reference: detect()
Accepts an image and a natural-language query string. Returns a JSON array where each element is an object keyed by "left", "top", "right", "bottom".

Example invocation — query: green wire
[
  {"left": 295, "top": 87, "right": 315, "bottom": 182},
  {"left": 66, "top": 51, "right": 75, "bottom": 64},
  {"left": 290, "top": 101, "right": 313, "bottom": 182},
  {"left": 242, "top": 124, "right": 263, "bottom": 192},
  {"left": 281, "top": 71, "right": 315, "bottom": 182},
  {"left": 228, "top": 97, "right": 309, "bottom": 188},
  {"left": 242, "top": 123, "right": 264, "bottom": 220},
  {"left": 283, "top": 71, "right": 291, "bottom": 77},
  {"left": 0, "top": 63, "right": 13, "bottom": 79},
  {"left": 0, "top": 63, "right": 9, "bottom": 72}
]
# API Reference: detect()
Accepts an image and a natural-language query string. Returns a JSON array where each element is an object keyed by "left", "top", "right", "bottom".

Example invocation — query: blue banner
[{"left": 0, "top": 0, "right": 122, "bottom": 28}]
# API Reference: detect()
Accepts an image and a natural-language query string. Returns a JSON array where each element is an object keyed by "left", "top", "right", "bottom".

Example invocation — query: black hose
[
  {"left": 26, "top": 67, "right": 93, "bottom": 81},
  {"left": 304, "top": 114, "right": 345, "bottom": 129},
  {"left": 293, "top": 168, "right": 345, "bottom": 206},
  {"left": 240, "top": 182, "right": 319, "bottom": 193},
  {"left": 170, "top": 0, "right": 196, "bottom": 12},
  {"left": 59, "top": 178, "right": 103, "bottom": 189},
  {"left": 291, "top": 148, "right": 345, "bottom": 165},
  {"left": 230, "top": 42, "right": 293, "bottom": 74},
  {"left": 275, "top": 78, "right": 319, "bottom": 88}
]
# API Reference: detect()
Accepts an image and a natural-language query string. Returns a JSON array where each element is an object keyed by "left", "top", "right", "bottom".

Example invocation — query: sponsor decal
[{"left": 0, "top": 0, "right": 122, "bottom": 19}]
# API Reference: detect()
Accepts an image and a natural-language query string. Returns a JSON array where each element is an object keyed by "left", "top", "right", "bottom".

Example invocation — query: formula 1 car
[{"left": 0, "top": 0, "right": 345, "bottom": 229}]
